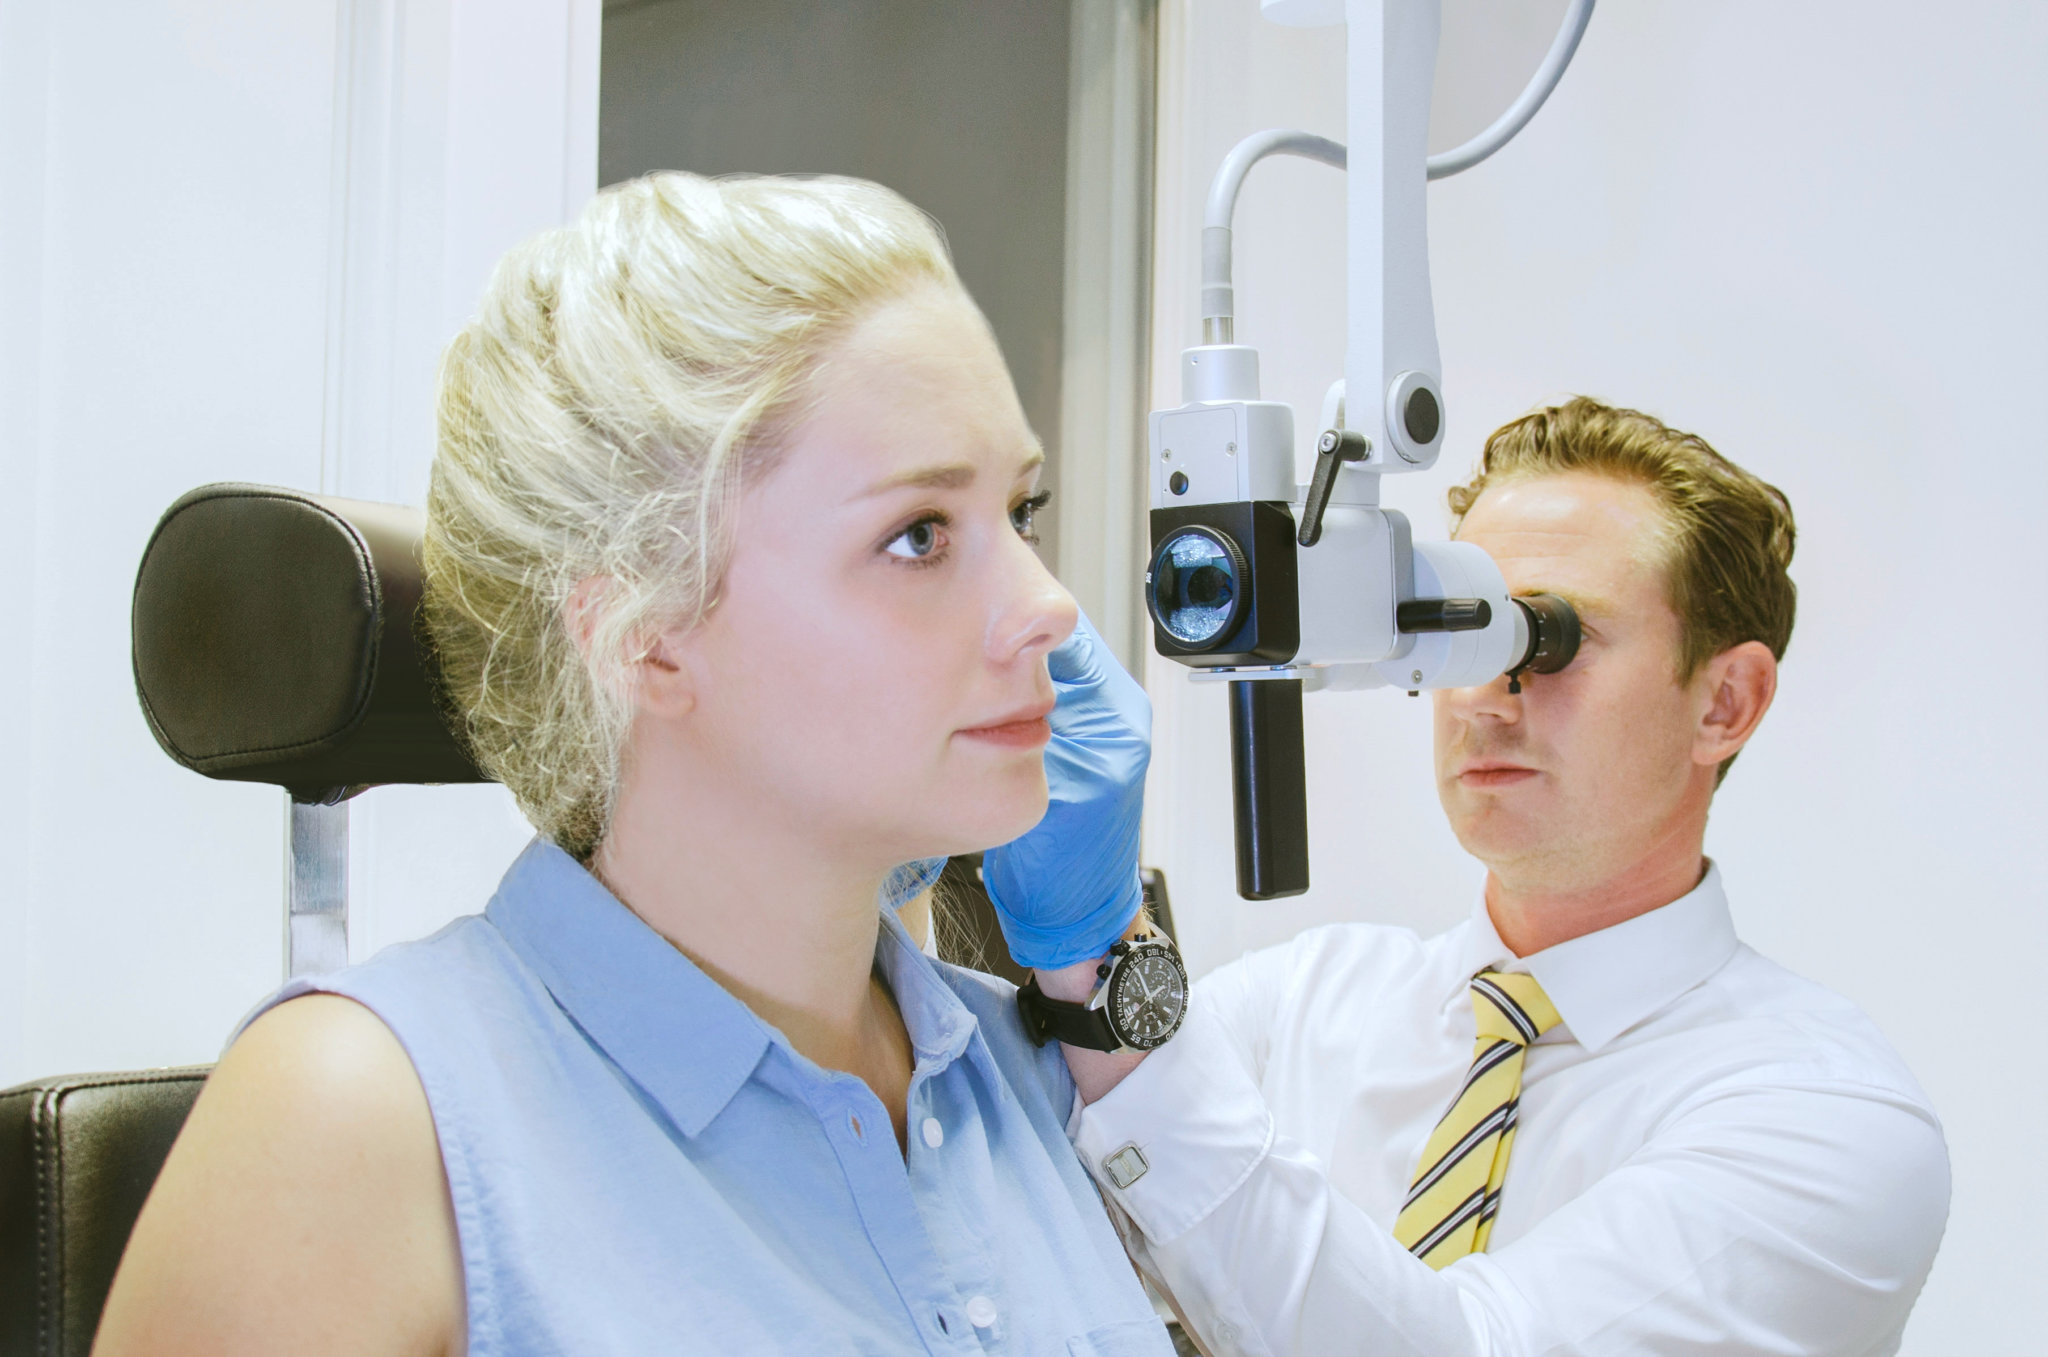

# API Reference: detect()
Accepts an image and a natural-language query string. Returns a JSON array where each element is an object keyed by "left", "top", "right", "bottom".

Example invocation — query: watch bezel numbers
[{"left": 1105, "top": 940, "right": 1189, "bottom": 1051}]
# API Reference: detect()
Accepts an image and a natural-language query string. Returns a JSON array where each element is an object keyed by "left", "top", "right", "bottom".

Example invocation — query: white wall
[
  {"left": 1143, "top": 2, "right": 2046, "bottom": 1352},
  {"left": 0, "top": 0, "right": 598, "bottom": 1088}
]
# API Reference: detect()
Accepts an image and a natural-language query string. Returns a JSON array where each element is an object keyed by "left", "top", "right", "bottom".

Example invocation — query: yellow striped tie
[{"left": 1392, "top": 971, "right": 1562, "bottom": 1269}]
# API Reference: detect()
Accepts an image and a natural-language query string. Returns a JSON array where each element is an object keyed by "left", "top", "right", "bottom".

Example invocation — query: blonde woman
[{"left": 95, "top": 174, "right": 1171, "bottom": 1356}]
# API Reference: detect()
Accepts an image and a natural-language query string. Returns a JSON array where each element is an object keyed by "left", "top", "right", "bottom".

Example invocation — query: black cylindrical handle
[
  {"left": 1229, "top": 679, "right": 1310, "bottom": 900},
  {"left": 1396, "top": 598, "right": 1493, "bottom": 634}
]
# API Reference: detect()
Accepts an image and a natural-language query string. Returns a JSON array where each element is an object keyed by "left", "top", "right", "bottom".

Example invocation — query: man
[{"left": 1001, "top": 398, "right": 1949, "bottom": 1356}]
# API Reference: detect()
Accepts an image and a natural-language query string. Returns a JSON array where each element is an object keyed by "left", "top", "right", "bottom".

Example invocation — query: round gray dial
[{"left": 1108, "top": 946, "right": 1188, "bottom": 1049}]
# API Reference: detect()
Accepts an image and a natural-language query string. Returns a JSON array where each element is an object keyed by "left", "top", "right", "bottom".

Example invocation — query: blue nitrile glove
[{"left": 981, "top": 609, "right": 1152, "bottom": 971}]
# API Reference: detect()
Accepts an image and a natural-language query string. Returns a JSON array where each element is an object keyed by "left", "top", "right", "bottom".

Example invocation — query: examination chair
[
  {"left": 1, "top": 482, "right": 1174, "bottom": 1356},
  {"left": 1, "top": 481, "right": 483, "bottom": 1356}
]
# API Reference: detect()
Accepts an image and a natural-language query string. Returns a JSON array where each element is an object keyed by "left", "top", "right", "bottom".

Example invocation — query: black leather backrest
[
  {"left": 0, "top": 1069, "right": 210, "bottom": 1357},
  {"left": 131, "top": 483, "right": 485, "bottom": 802}
]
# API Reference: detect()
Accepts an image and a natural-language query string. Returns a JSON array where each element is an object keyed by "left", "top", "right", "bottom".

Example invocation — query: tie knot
[{"left": 1469, "top": 971, "right": 1562, "bottom": 1046}]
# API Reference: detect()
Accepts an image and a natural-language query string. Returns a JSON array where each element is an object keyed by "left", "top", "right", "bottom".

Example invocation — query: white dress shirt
[{"left": 1072, "top": 864, "right": 1950, "bottom": 1357}]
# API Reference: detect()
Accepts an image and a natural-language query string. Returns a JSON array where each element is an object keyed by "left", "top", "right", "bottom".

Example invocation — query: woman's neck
[{"left": 591, "top": 772, "right": 895, "bottom": 1078}]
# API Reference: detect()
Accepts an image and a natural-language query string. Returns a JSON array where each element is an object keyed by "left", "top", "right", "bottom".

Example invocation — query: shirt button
[
  {"left": 921, "top": 1117, "right": 944, "bottom": 1149},
  {"left": 965, "top": 1295, "right": 998, "bottom": 1329}
]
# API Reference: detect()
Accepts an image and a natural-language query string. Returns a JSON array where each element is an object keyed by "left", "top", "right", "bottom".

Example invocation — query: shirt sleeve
[{"left": 1074, "top": 1032, "right": 1951, "bottom": 1357}]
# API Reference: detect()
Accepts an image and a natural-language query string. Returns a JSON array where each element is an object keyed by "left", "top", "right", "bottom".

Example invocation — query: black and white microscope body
[{"left": 1144, "top": 0, "right": 1593, "bottom": 899}]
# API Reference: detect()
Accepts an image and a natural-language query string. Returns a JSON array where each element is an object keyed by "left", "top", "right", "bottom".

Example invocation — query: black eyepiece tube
[
  {"left": 1510, "top": 593, "right": 1582, "bottom": 676},
  {"left": 1228, "top": 678, "right": 1310, "bottom": 900}
]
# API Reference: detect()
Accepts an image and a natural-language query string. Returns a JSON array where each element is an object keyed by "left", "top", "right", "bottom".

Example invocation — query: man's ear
[
  {"left": 1692, "top": 639, "right": 1777, "bottom": 770},
  {"left": 562, "top": 577, "right": 697, "bottom": 720}
]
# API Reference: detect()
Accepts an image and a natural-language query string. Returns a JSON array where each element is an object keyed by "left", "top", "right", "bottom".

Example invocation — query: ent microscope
[{"left": 1143, "top": 0, "right": 1595, "bottom": 899}]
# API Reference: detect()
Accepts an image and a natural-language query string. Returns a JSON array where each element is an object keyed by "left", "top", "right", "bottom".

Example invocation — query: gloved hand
[{"left": 981, "top": 608, "right": 1152, "bottom": 971}]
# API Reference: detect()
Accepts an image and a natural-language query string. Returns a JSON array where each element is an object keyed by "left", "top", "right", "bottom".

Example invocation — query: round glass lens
[{"left": 1151, "top": 530, "right": 1239, "bottom": 645}]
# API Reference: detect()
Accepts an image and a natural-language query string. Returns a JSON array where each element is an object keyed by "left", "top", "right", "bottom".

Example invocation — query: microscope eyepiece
[{"left": 1509, "top": 594, "right": 1581, "bottom": 687}]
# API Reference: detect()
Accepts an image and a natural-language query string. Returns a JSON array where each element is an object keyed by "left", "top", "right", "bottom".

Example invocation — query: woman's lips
[
  {"left": 958, "top": 702, "right": 1055, "bottom": 749},
  {"left": 957, "top": 716, "right": 1053, "bottom": 749}
]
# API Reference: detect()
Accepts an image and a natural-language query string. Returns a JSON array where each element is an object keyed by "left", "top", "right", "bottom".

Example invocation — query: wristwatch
[{"left": 1016, "top": 933, "right": 1189, "bottom": 1053}]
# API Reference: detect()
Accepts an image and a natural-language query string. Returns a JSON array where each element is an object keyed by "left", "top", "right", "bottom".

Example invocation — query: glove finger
[{"left": 1047, "top": 608, "right": 1107, "bottom": 688}]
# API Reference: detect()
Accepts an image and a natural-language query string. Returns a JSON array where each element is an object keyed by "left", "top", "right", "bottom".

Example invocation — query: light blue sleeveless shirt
[{"left": 249, "top": 839, "right": 1170, "bottom": 1357}]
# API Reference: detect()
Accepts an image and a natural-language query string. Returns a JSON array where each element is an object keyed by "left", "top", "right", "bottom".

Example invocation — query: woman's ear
[
  {"left": 1692, "top": 639, "right": 1777, "bottom": 770},
  {"left": 563, "top": 578, "right": 697, "bottom": 719},
  {"left": 628, "top": 627, "right": 698, "bottom": 719}
]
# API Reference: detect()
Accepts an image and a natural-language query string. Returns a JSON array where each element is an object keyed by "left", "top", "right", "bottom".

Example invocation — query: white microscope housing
[{"left": 1142, "top": 0, "right": 1596, "bottom": 898}]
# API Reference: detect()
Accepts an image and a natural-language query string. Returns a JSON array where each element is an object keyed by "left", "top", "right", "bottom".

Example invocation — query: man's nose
[
  {"left": 1439, "top": 670, "right": 1523, "bottom": 724},
  {"left": 988, "top": 532, "right": 1077, "bottom": 664}
]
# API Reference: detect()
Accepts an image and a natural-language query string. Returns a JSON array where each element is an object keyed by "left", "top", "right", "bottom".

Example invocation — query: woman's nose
[{"left": 988, "top": 534, "right": 1077, "bottom": 664}]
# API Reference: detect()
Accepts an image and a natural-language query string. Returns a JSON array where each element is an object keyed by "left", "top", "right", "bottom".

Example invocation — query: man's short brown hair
[{"left": 1449, "top": 394, "right": 1797, "bottom": 692}]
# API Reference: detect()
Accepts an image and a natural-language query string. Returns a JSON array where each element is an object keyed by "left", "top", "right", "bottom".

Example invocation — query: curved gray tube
[
  {"left": 1426, "top": 0, "right": 1595, "bottom": 180},
  {"left": 1201, "top": 131, "right": 1347, "bottom": 344},
  {"left": 1197, "top": 0, "right": 1594, "bottom": 343}
]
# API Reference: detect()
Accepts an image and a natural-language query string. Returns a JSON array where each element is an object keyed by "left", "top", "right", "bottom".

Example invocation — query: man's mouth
[{"left": 1456, "top": 760, "right": 1539, "bottom": 788}]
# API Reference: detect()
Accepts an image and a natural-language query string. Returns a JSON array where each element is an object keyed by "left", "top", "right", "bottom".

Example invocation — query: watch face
[{"left": 1106, "top": 943, "right": 1188, "bottom": 1050}]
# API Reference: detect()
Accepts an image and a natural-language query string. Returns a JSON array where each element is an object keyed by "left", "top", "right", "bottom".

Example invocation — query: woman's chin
[{"left": 914, "top": 778, "right": 1049, "bottom": 858}]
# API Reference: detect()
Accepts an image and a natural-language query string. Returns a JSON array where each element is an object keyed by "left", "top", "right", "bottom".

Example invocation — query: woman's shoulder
[
  {"left": 236, "top": 913, "right": 536, "bottom": 1049},
  {"left": 95, "top": 991, "right": 463, "bottom": 1356},
  {"left": 219, "top": 992, "right": 452, "bottom": 1182}
]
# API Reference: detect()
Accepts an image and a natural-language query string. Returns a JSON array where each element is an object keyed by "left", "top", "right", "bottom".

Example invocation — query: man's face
[{"left": 1433, "top": 472, "right": 1709, "bottom": 894}]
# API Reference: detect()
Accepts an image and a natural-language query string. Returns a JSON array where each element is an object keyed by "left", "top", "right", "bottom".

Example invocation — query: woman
[{"left": 95, "top": 173, "right": 1170, "bottom": 1356}]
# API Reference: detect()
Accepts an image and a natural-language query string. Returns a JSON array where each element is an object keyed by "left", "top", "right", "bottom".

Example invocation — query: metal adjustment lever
[
  {"left": 1297, "top": 429, "right": 1372, "bottom": 547},
  {"left": 1396, "top": 598, "right": 1493, "bottom": 633}
]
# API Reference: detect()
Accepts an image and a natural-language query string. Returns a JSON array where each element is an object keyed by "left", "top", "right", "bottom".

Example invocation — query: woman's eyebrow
[
  {"left": 856, "top": 449, "right": 1045, "bottom": 499},
  {"left": 859, "top": 462, "right": 977, "bottom": 497}
]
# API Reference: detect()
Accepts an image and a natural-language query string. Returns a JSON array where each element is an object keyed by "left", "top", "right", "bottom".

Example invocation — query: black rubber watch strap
[{"left": 1016, "top": 976, "right": 1122, "bottom": 1051}]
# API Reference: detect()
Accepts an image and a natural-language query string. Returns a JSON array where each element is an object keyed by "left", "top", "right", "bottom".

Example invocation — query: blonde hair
[
  {"left": 423, "top": 173, "right": 959, "bottom": 857},
  {"left": 1448, "top": 397, "right": 1797, "bottom": 783}
]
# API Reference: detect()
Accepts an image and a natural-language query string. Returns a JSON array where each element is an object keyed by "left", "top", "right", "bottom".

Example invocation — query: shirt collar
[
  {"left": 486, "top": 837, "right": 979, "bottom": 1136},
  {"left": 1457, "top": 861, "right": 1740, "bottom": 1053},
  {"left": 873, "top": 903, "right": 978, "bottom": 1068}
]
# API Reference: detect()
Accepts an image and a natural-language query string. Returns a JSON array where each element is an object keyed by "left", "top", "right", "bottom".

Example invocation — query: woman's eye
[
  {"left": 884, "top": 516, "right": 946, "bottom": 562},
  {"left": 1011, "top": 491, "right": 1052, "bottom": 542}
]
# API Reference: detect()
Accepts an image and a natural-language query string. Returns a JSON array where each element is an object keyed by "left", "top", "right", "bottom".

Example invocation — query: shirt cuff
[{"left": 1070, "top": 1001, "right": 1274, "bottom": 1243}]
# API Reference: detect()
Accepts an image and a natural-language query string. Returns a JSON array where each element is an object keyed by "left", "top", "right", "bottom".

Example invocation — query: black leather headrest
[{"left": 131, "top": 483, "right": 487, "bottom": 802}]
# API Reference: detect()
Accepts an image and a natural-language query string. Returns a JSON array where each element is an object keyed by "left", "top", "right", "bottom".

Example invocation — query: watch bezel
[{"left": 1100, "top": 936, "right": 1189, "bottom": 1052}]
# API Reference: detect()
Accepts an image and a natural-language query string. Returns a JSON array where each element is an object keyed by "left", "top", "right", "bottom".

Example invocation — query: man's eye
[
  {"left": 884, "top": 517, "right": 945, "bottom": 561},
  {"left": 1012, "top": 491, "right": 1052, "bottom": 541}
]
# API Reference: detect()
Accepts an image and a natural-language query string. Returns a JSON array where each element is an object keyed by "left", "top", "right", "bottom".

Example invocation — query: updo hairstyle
[{"left": 423, "top": 173, "right": 959, "bottom": 858}]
